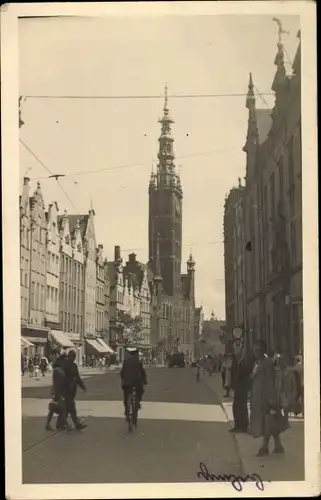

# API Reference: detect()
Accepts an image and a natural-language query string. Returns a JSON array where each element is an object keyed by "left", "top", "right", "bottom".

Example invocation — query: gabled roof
[
  {"left": 57, "top": 214, "right": 88, "bottom": 239},
  {"left": 256, "top": 109, "right": 272, "bottom": 144},
  {"left": 68, "top": 214, "right": 88, "bottom": 239}
]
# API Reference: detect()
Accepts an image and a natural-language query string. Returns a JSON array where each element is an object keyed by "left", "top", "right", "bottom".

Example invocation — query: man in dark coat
[
  {"left": 46, "top": 353, "right": 70, "bottom": 431},
  {"left": 121, "top": 349, "right": 147, "bottom": 418},
  {"left": 230, "top": 350, "right": 255, "bottom": 433},
  {"left": 57, "top": 350, "right": 87, "bottom": 431}
]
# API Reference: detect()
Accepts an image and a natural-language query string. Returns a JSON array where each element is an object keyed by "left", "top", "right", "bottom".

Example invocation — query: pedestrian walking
[
  {"left": 222, "top": 354, "right": 233, "bottom": 397},
  {"left": 28, "top": 357, "right": 34, "bottom": 377},
  {"left": 21, "top": 353, "right": 26, "bottom": 376},
  {"left": 250, "top": 340, "right": 289, "bottom": 456},
  {"left": 230, "top": 350, "right": 254, "bottom": 434},
  {"left": 59, "top": 350, "right": 87, "bottom": 431},
  {"left": 46, "top": 353, "right": 71, "bottom": 431},
  {"left": 291, "top": 354, "right": 304, "bottom": 416},
  {"left": 40, "top": 356, "right": 48, "bottom": 377}
]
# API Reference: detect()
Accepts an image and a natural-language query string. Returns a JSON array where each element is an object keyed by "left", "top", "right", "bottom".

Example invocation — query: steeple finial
[
  {"left": 246, "top": 72, "right": 255, "bottom": 108},
  {"left": 164, "top": 84, "right": 168, "bottom": 114}
]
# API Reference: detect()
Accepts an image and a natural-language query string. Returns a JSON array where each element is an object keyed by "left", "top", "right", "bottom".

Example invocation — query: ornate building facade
[
  {"left": 223, "top": 179, "right": 246, "bottom": 334},
  {"left": 224, "top": 30, "right": 302, "bottom": 356},
  {"left": 20, "top": 182, "right": 50, "bottom": 354},
  {"left": 20, "top": 177, "right": 31, "bottom": 327},
  {"left": 82, "top": 209, "right": 97, "bottom": 339},
  {"left": 45, "top": 202, "right": 60, "bottom": 329},
  {"left": 148, "top": 88, "right": 196, "bottom": 359},
  {"left": 96, "top": 244, "right": 105, "bottom": 337}
]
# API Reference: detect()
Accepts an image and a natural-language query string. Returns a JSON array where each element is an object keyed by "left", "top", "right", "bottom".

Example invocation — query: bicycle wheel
[
  {"left": 127, "top": 394, "right": 133, "bottom": 433},
  {"left": 132, "top": 395, "right": 138, "bottom": 428}
]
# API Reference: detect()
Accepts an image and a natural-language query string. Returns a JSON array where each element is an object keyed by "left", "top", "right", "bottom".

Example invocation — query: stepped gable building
[{"left": 148, "top": 87, "right": 196, "bottom": 359}]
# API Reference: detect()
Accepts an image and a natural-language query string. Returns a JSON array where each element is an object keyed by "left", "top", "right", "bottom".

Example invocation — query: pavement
[
  {"left": 200, "top": 372, "right": 305, "bottom": 482},
  {"left": 21, "top": 366, "right": 304, "bottom": 485},
  {"left": 21, "top": 366, "right": 120, "bottom": 388}
]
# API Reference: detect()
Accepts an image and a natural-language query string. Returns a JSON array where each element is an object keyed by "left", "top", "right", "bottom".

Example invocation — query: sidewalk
[
  {"left": 201, "top": 373, "right": 305, "bottom": 481},
  {"left": 21, "top": 366, "right": 120, "bottom": 388}
]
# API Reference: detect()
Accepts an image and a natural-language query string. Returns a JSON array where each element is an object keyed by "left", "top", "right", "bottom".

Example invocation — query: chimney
[
  {"left": 114, "top": 245, "right": 121, "bottom": 262},
  {"left": 23, "top": 177, "right": 30, "bottom": 186},
  {"left": 129, "top": 253, "right": 136, "bottom": 263}
]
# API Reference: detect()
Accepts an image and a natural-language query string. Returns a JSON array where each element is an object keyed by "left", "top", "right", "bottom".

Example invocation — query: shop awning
[
  {"left": 21, "top": 325, "right": 50, "bottom": 341},
  {"left": 96, "top": 338, "right": 114, "bottom": 354},
  {"left": 50, "top": 330, "right": 75, "bottom": 348},
  {"left": 21, "top": 336, "right": 34, "bottom": 348},
  {"left": 85, "top": 338, "right": 106, "bottom": 355}
]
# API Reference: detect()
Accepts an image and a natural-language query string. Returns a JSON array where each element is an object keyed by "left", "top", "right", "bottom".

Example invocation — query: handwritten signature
[{"left": 197, "top": 462, "right": 269, "bottom": 491}]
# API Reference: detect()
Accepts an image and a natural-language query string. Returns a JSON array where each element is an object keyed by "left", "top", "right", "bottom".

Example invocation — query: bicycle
[{"left": 126, "top": 386, "right": 139, "bottom": 433}]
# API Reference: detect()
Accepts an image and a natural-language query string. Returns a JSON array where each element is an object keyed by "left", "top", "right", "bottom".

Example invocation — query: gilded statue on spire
[{"left": 272, "top": 17, "right": 289, "bottom": 45}]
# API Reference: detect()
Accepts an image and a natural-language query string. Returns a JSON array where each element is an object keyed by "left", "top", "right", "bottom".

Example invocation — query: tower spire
[
  {"left": 243, "top": 72, "right": 258, "bottom": 153},
  {"left": 272, "top": 18, "right": 287, "bottom": 92},
  {"left": 157, "top": 85, "right": 176, "bottom": 179}
]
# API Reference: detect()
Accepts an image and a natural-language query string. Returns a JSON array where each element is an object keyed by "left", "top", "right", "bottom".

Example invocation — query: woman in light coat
[{"left": 250, "top": 340, "right": 288, "bottom": 456}]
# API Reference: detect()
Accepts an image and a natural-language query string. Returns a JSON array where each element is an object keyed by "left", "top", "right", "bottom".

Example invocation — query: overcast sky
[{"left": 18, "top": 14, "right": 300, "bottom": 319}]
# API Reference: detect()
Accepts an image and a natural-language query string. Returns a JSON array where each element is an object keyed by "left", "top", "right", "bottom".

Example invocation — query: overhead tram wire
[
  {"left": 20, "top": 138, "right": 80, "bottom": 214},
  {"left": 24, "top": 91, "right": 274, "bottom": 101},
  {"left": 29, "top": 145, "right": 241, "bottom": 181}
]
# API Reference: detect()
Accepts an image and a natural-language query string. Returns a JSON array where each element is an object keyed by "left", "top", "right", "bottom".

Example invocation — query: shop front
[
  {"left": 21, "top": 325, "right": 50, "bottom": 357},
  {"left": 64, "top": 332, "right": 83, "bottom": 365},
  {"left": 48, "top": 330, "right": 76, "bottom": 359},
  {"left": 21, "top": 336, "right": 35, "bottom": 358},
  {"left": 85, "top": 338, "right": 106, "bottom": 364}
]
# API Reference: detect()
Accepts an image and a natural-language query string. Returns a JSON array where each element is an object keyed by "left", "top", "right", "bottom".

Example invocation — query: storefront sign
[{"left": 65, "top": 332, "right": 81, "bottom": 342}]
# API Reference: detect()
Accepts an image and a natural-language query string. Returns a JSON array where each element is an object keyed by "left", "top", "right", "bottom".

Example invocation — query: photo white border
[{"left": 2, "top": 1, "right": 319, "bottom": 498}]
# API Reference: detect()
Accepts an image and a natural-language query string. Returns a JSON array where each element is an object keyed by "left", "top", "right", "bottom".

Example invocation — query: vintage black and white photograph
[{"left": 2, "top": 1, "right": 319, "bottom": 499}]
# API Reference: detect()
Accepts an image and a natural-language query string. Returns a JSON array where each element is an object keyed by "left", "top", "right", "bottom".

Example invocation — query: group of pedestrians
[
  {"left": 227, "top": 340, "right": 304, "bottom": 456},
  {"left": 45, "top": 350, "right": 87, "bottom": 432},
  {"left": 21, "top": 353, "right": 49, "bottom": 378}
]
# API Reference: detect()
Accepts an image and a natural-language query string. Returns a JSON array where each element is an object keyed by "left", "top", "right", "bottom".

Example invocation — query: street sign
[
  {"left": 233, "top": 339, "right": 243, "bottom": 350},
  {"left": 233, "top": 327, "right": 243, "bottom": 339}
]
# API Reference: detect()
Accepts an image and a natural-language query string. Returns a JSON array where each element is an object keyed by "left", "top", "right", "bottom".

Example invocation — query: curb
[{"left": 200, "top": 375, "right": 247, "bottom": 476}]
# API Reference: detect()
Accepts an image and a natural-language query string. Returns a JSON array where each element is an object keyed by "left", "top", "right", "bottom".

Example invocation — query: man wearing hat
[{"left": 120, "top": 348, "right": 147, "bottom": 418}]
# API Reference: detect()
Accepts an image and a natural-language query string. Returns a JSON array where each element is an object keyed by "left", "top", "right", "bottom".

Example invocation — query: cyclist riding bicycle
[{"left": 120, "top": 348, "right": 147, "bottom": 418}]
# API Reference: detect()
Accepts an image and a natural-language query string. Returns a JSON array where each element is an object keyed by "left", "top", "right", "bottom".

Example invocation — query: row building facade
[{"left": 20, "top": 182, "right": 114, "bottom": 362}]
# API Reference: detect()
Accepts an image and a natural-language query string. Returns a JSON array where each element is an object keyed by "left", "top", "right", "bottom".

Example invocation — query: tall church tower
[{"left": 148, "top": 86, "right": 183, "bottom": 297}]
